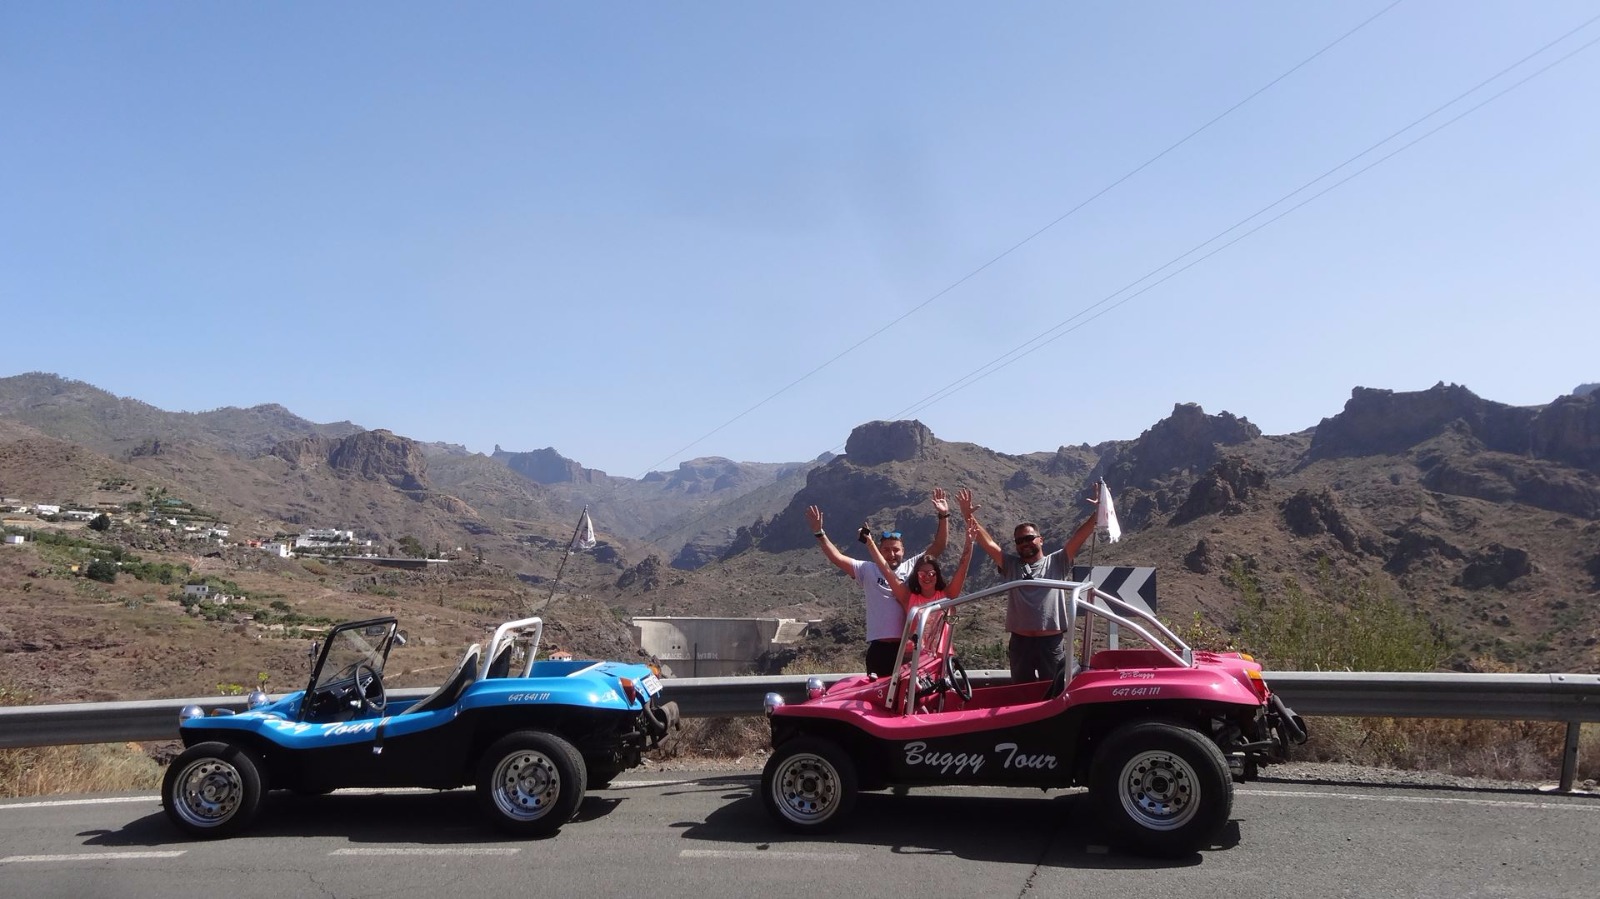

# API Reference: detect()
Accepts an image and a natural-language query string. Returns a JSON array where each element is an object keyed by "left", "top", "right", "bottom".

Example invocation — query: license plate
[{"left": 641, "top": 674, "right": 662, "bottom": 696}]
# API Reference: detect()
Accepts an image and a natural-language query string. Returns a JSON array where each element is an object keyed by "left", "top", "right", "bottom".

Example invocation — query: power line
[
  {"left": 629, "top": 7, "right": 1600, "bottom": 553},
  {"left": 631, "top": 1, "right": 1408, "bottom": 480},
  {"left": 882, "top": 12, "right": 1600, "bottom": 427}
]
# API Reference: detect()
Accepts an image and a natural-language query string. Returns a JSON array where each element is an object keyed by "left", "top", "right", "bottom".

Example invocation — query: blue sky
[{"left": 4, "top": 2, "right": 1597, "bottom": 477}]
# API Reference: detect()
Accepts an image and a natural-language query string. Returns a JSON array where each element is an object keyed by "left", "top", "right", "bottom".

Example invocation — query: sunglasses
[
  {"left": 879, "top": 531, "right": 902, "bottom": 540},
  {"left": 1014, "top": 534, "right": 1041, "bottom": 544}
]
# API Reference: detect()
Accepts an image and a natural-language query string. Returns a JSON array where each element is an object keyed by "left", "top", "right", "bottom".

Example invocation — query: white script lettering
[
  {"left": 995, "top": 741, "right": 1058, "bottom": 770},
  {"left": 902, "top": 741, "right": 986, "bottom": 776}
]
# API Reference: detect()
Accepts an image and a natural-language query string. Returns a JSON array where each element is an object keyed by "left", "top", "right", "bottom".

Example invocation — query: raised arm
[
  {"left": 925, "top": 487, "right": 951, "bottom": 559},
  {"left": 945, "top": 521, "right": 978, "bottom": 596},
  {"left": 863, "top": 530, "right": 912, "bottom": 607},
  {"left": 1062, "top": 483, "right": 1101, "bottom": 563},
  {"left": 806, "top": 505, "right": 854, "bottom": 576},
  {"left": 957, "top": 488, "right": 1004, "bottom": 569}
]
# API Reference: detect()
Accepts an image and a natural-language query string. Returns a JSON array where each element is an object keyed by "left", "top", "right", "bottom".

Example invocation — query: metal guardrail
[{"left": 2, "top": 671, "right": 1596, "bottom": 789}]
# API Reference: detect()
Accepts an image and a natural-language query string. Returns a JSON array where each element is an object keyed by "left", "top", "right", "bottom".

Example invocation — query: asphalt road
[{"left": 2, "top": 771, "right": 1597, "bottom": 899}]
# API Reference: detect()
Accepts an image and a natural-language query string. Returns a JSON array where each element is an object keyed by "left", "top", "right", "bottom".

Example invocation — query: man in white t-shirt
[{"left": 805, "top": 489, "right": 950, "bottom": 676}]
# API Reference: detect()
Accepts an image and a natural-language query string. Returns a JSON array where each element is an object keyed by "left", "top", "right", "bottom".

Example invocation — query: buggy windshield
[{"left": 311, "top": 618, "right": 399, "bottom": 693}]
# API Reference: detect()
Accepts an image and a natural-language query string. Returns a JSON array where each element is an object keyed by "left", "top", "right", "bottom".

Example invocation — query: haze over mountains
[{"left": 1, "top": 371, "right": 1597, "bottom": 701}]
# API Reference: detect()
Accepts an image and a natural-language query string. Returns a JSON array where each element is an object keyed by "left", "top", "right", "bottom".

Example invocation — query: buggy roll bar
[
  {"left": 481, "top": 616, "right": 545, "bottom": 679},
  {"left": 886, "top": 578, "right": 1193, "bottom": 712}
]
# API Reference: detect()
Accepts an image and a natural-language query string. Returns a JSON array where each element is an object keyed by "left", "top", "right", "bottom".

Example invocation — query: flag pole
[
  {"left": 542, "top": 506, "right": 590, "bottom": 611},
  {"left": 1084, "top": 479, "right": 1101, "bottom": 570}
]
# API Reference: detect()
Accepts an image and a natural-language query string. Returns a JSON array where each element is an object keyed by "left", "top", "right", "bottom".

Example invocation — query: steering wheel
[
  {"left": 353, "top": 663, "right": 386, "bottom": 715},
  {"left": 944, "top": 654, "right": 973, "bottom": 702}
]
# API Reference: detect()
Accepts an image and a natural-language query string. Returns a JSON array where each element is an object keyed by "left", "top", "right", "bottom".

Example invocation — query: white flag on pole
[
  {"left": 573, "top": 510, "right": 597, "bottom": 551},
  {"left": 1096, "top": 482, "right": 1121, "bottom": 543}
]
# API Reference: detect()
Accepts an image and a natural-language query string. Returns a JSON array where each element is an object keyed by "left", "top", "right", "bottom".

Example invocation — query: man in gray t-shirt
[{"left": 960, "top": 486, "right": 1100, "bottom": 683}]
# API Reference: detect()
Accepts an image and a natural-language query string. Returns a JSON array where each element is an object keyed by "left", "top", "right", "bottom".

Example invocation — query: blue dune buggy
[{"left": 162, "top": 616, "right": 678, "bottom": 839}]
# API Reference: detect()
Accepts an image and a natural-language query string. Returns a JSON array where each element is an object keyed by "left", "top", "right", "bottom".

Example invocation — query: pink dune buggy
[{"left": 760, "top": 578, "right": 1306, "bottom": 855}]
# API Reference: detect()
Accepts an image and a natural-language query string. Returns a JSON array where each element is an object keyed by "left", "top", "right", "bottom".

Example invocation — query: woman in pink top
[{"left": 865, "top": 519, "right": 976, "bottom": 650}]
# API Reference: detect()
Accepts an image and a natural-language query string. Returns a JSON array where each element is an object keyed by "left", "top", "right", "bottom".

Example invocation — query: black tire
[
  {"left": 162, "top": 742, "right": 265, "bottom": 839},
  {"left": 476, "top": 731, "right": 587, "bottom": 837},
  {"left": 761, "top": 736, "right": 858, "bottom": 833},
  {"left": 1089, "top": 721, "right": 1232, "bottom": 857}
]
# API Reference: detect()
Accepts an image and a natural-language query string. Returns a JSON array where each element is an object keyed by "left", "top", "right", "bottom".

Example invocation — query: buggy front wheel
[
  {"left": 162, "top": 742, "right": 264, "bottom": 839},
  {"left": 761, "top": 737, "right": 858, "bottom": 833},
  {"left": 1089, "top": 721, "right": 1231, "bottom": 857}
]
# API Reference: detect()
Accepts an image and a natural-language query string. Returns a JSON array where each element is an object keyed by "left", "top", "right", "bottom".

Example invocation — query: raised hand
[
  {"left": 956, "top": 488, "right": 977, "bottom": 517},
  {"left": 805, "top": 505, "right": 824, "bottom": 533},
  {"left": 931, "top": 487, "right": 949, "bottom": 516}
]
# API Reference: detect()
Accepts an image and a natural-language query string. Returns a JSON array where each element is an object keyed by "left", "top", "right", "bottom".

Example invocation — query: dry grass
[
  {"left": 1300, "top": 718, "right": 1599, "bottom": 782},
  {"left": 0, "top": 743, "right": 162, "bottom": 797},
  {"left": 648, "top": 716, "right": 770, "bottom": 765}
]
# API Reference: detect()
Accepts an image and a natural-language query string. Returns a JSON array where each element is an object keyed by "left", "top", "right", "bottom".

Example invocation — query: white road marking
[
  {"left": 329, "top": 847, "right": 520, "bottom": 857},
  {"left": 0, "top": 796, "right": 155, "bottom": 810},
  {"left": 680, "top": 849, "right": 859, "bottom": 861},
  {"left": 1241, "top": 788, "right": 1600, "bottom": 811},
  {"left": 2, "top": 851, "right": 186, "bottom": 863}
]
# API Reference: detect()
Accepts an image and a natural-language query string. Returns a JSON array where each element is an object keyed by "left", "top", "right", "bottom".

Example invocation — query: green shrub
[
  {"left": 84, "top": 559, "right": 118, "bottom": 584},
  {"left": 1229, "top": 558, "right": 1448, "bottom": 672}
]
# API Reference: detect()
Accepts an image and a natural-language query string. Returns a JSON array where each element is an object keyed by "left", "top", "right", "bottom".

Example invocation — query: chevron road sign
[{"left": 1070, "top": 565, "right": 1157, "bottom": 615}]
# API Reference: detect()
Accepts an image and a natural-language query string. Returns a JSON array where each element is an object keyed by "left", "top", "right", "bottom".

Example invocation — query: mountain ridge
[{"left": 1, "top": 371, "right": 1596, "bottom": 703}]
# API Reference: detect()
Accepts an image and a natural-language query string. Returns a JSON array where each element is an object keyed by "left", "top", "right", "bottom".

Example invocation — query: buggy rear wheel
[
  {"left": 476, "top": 730, "right": 587, "bottom": 837},
  {"left": 162, "top": 742, "right": 264, "bottom": 839},
  {"left": 761, "top": 737, "right": 857, "bottom": 833},
  {"left": 1089, "top": 721, "right": 1231, "bottom": 857}
]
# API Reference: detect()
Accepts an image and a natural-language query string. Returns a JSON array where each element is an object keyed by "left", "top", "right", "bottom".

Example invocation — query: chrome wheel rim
[
  {"left": 1118, "top": 749, "right": 1200, "bottom": 831},
  {"left": 772, "top": 753, "right": 839, "bottom": 825},
  {"left": 171, "top": 757, "right": 244, "bottom": 828},
  {"left": 490, "top": 749, "right": 561, "bottom": 822}
]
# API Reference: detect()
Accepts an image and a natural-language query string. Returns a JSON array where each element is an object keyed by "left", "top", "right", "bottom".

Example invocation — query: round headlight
[
  {"left": 763, "top": 692, "right": 785, "bottom": 716},
  {"left": 179, "top": 704, "right": 204, "bottom": 722},
  {"left": 246, "top": 689, "right": 270, "bottom": 710},
  {"left": 806, "top": 677, "right": 825, "bottom": 700}
]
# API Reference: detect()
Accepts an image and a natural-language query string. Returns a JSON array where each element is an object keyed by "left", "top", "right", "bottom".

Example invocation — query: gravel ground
[{"left": 1258, "top": 760, "right": 1599, "bottom": 794}]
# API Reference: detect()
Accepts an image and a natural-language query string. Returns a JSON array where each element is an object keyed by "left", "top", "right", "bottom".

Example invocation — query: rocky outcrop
[
  {"left": 1104, "top": 404, "right": 1260, "bottom": 489},
  {"left": 1530, "top": 391, "right": 1600, "bottom": 473},
  {"left": 271, "top": 430, "right": 429, "bottom": 493},
  {"left": 844, "top": 420, "right": 933, "bottom": 466},
  {"left": 1280, "top": 488, "right": 1371, "bottom": 554},
  {"left": 617, "top": 555, "right": 664, "bottom": 592},
  {"left": 671, "top": 540, "right": 721, "bottom": 570},
  {"left": 326, "top": 430, "right": 429, "bottom": 492},
  {"left": 1456, "top": 544, "right": 1532, "bottom": 589},
  {"left": 1419, "top": 454, "right": 1600, "bottom": 520},
  {"left": 1308, "top": 384, "right": 1535, "bottom": 460},
  {"left": 1184, "top": 538, "right": 1214, "bottom": 574},
  {"left": 1173, "top": 457, "right": 1268, "bottom": 524},
  {"left": 718, "top": 517, "right": 769, "bottom": 562},
  {"left": 646, "top": 457, "right": 787, "bottom": 496},
  {"left": 495, "top": 446, "right": 604, "bottom": 485},
  {"left": 270, "top": 435, "right": 334, "bottom": 467},
  {"left": 760, "top": 462, "right": 929, "bottom": 554},
  {"left": 1381, "top": 524, "right": 1466, "bottom": 575}
]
